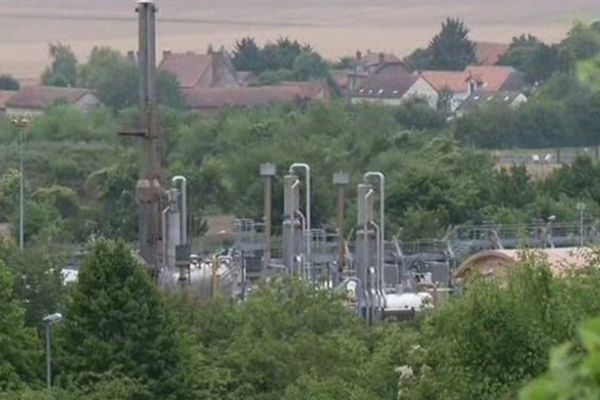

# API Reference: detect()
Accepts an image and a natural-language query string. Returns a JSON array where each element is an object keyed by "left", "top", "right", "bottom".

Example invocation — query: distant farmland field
[{"left": 0, "top": 0, "right": 599, "bottom": 80}]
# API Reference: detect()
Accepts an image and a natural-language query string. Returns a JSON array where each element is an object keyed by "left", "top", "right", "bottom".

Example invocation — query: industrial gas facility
[{"left": 78, "top": 0, "right": 599, "bottom": 324}]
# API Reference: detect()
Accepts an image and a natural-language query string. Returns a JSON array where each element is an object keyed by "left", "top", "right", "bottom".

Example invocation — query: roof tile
[{"left": 5, "top": 86, "right": 92, "bottom": 110}]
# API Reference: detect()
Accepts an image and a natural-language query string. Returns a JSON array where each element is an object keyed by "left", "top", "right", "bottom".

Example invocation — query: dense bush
[{"left": 399, "top": 254, "right": 600, "bottom": 399}]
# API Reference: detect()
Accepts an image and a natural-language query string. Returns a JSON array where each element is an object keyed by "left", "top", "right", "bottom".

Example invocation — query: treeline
[
  {"left": 4, "top": 20, "right": 600, "bottom": 150},
  {"left": 2, "top": 238, "right": 600, "bottom": 399},
  {"left": 5, "top": 97, "right": 600, "bottom": 247},
  {"left": 232, "top": 37, "right": 331, "bottom": 85},
  {"left": 5, "top": 101, "right": 600, "bottom": 248},
  {"left": 32, "top": 44, "right": 182, "bottom": 111},
  {"left": 454, "top": 22, "right": 600, "bottom": 148}
]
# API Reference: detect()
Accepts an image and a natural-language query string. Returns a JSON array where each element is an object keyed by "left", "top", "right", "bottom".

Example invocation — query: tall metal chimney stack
[{"left": 135, "top": 0, "right": 164, "bottom": 276}]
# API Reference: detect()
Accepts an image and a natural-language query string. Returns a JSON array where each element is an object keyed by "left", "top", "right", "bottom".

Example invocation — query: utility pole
[
  {"left": 126, "top": 0, "right": 165, "bottom": 277},
  {"left": 260, "top": 163, "right": 276, "bottom": 278}
]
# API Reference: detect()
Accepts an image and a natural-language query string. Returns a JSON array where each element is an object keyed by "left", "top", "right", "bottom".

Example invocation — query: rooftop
[
  {"left": 159, "top": 52, "right": 214, "bottom": 89},
  {"left": 420, "top": 70, "right": 470, "bottom": 93},
  {"left": 465, "top": 65, "right": 523, "bottom": 92},
  {"left": 353, "top": 62, "right": 418, "bottom": 98},
  {"left": 5, "top": 86, "right": 93, "bottom": 110},
  {"left": 183, "top": 82, "right": 328, "bottom": 110},
  {"left": 474, "top": 41, "right": 510, "bottom": 65}
]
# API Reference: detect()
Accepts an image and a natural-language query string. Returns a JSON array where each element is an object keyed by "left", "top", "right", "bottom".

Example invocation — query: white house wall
[
  {"left": 6, "top": 107, "right": 44, "bottom": 118},
  {"left": 402, "top": 77, "right": 439, "bottom": 109},
  {"left": 351, "top": 97, "right": 403, "bottom": 106}
]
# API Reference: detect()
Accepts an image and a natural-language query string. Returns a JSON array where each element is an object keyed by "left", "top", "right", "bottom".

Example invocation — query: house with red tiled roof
[
  {"left": 419, "top": 65, "right": 525, "bottom": 112},
  {"left": 351, "top": 62, "right": 438, "bottom": 108},
  {"left": 465, "top": 65, "right": 525, "bottom": 92},
  {"left": 474, "top": 42, "right": 510, "bottom": 65},
  {"left": 5, "top": 86, "right": 99, "bottom": 117},
  {"left": 183, "top": 81, "right": 330, "bottom": 112},
  {"left": 419, "top": 70, "right": 471, "bottom": 111},
  {"left": 158, "top": 49, "right": 241, "bottom": 90}
]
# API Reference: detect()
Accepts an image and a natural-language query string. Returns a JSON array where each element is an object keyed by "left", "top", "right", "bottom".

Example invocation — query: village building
[
  {"left": 344, "top": 51, "right": 403, "bottom": 91},
  {"left": 465, "top": 65, "right": 525, "bottom": 93},
  {"left": 158, "top": 49, "right": 241, "bottom": 90},
  {"left": 419, "top": 65, "right": 526, "bottom": 112},
  {"left": 350, "top": 62, "right": 438, "bottom": 108},
  {"left": 182, "top": 81, "right": 330, "bottom": 112},
  {"left": 419, "top": 70, "right": 472, "bottom": 111},
  {"left": 456, "top": 91, "right": 527, "bottom": 117},
  {"left": 4, "top": 86, "right": 99, "bottom": 117}
]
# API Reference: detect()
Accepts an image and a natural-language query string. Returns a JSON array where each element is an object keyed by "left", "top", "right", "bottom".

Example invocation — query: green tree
[
  {"left": 500, "top": 35, "right": 555, "bottom": 83},
  {"left": 0, "top": 241, "right": 66, "bottom": 328},
  {"left": 263, "top": 37, "right": 312, "bottom": 71},
  {"left": 395, "top": 97, "right": 446, "bottom": 130},
  {"left": 429, "top": 18, "right": 476, "bottom": 70},
  {"left": 232, "top": 37, "right": 264, "bottom": 73},
  {"left": 561, "top": 22, "right": 600, "bottom": 61},
  {"left": 292, "top": 51, "right": 330, "bottom": 81},
  {"left": 403, "top": 48, "right": 434, "bottom": 72},
  {"left": 41, "top": 43, "right": 78, "bottom": 87},
  {"left": 401, "top": 258, "right": 600, "bottom": 399},
  {"left": 0, "top": 257, "right": 41, "bottom": 391},
  {"left": 80, "top": 47, "right": 137, "bottom": 110},
  {"left": 58, "top": 239, "right": 186, "bottom": 399},
  {"left": 80, "top": 47, "right": 182, "bottom": 111},
  {"left": 85, "top": 155, "right": 138, "bottom": 241},
  {"left": 521, "top": 317, "right": 600, "bottom": 399},
  {"left": 0, "top": 74, "right": 20, "bottom": 91}
]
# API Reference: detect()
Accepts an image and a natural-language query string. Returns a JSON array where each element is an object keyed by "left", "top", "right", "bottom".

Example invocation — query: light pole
[
  {"left": 10, "top": 117, "right": 29, "bottom": 251},
  {"left": 577, "top": 203, "right": 586, "bottom": 247},
  {"left": 42, "top": 313, "right": 64, "bottom": 392}
]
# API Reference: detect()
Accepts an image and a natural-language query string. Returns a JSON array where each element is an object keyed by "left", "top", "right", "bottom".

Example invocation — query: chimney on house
[
  {"left": 162, "top": 50, "right": 172, "bottom": 61},
  {"left": 378, "top": 52, "right": 385, "bottom": 65},
  {"left": 356, "top": 50, "right": 362, "bottom": 61}
]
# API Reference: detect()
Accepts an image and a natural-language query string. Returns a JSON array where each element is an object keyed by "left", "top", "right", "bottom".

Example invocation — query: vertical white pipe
[
  {"left": 290, "top": 164, "right": 311, "bottom": 276},
  {"left": 364, "top": 172, "right": 385, "bottom": 293}
]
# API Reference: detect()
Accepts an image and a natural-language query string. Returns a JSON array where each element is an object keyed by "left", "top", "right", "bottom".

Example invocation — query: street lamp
[
  {"left": 42, "top": 313, "right": 64, "bottom": 391},
  {"left": 10, "top": 117, "right": 29, "bottom": 251}
]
